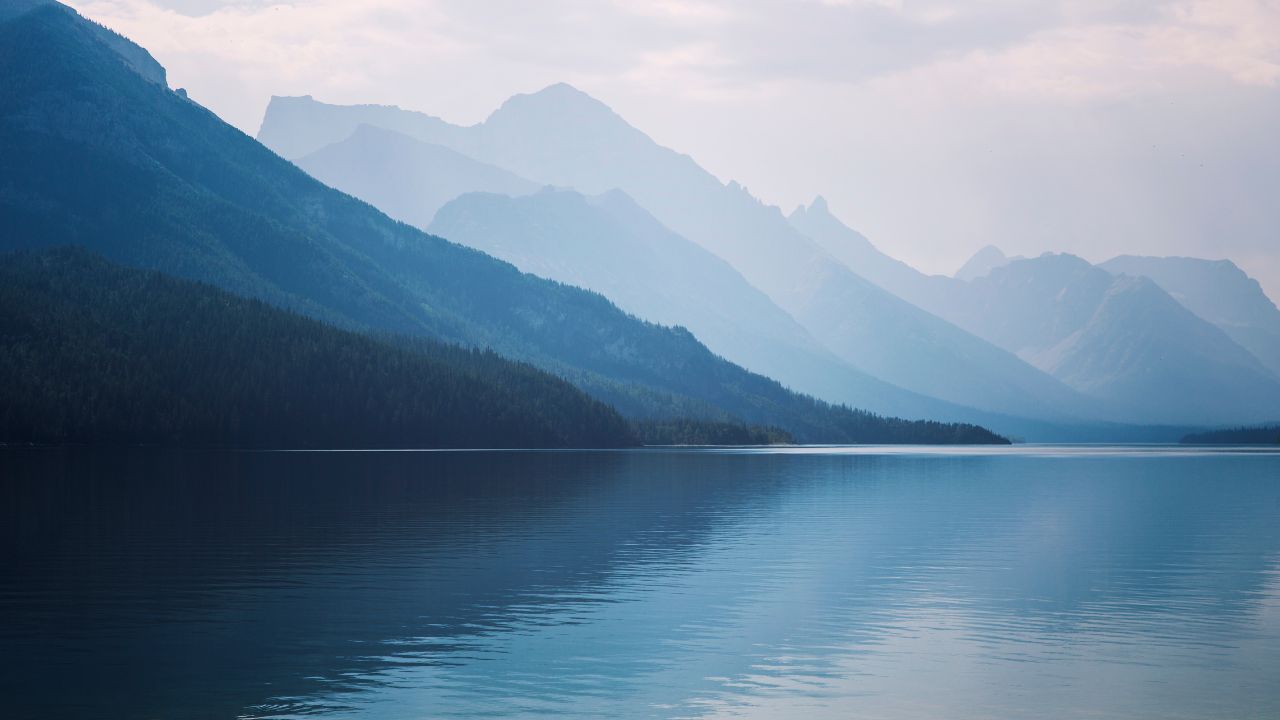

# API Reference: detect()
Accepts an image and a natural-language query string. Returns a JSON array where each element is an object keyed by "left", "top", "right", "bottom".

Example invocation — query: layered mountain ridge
[
  {"left": 1101, "top": 255, "right": 1280, "bottom": 379},
  {"left": 291, "top": 123, "right": 1015, "bottom": 425},
  {"left": 260, "top": 88, "right": 1103, "bottom": 423},
  {"left": 789, "top": 199, "right": 1280, "bottom": 423},
  {"left": 0, "top": 1, "right": 1005, "bottom": 445}
]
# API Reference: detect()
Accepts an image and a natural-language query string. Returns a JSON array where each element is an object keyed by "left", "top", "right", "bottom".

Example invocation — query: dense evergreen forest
[
  {"left": 1181, "top": 426, "right": 1280, "bottom": 444},
  {"left": 0, "top": 3, "right": 1009, "bottom": 445},
  {"left": 0, "top": 248, "right": 635, "bottom": 448},
  {"left": 633, "top": 420, "right": 794, "bottom": 446}
]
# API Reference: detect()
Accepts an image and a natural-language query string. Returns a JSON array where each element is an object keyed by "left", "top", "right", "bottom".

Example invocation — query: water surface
[{"left": 2, "top": 446, "right": 1278, "bottom": 718}]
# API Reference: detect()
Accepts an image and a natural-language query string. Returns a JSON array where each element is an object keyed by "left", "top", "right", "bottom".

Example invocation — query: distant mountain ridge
[
  {"left": 295, "top": 124, "right": 540, "bottom": 229},
  {"left": 267, "top": 83, "right": 1279, "bottom": 428},
  {"left": 295, "top": 124, "right": 1021, "bottom": 425},
  {"left": 789, "top": 198, "right": 1280, "bottom": 424},
  {"left": 954, "top": 246, "right": 1016, "bottom": 281},
  {"left": 260, "top": 88, "right": 1102, "bottom": 423},
  {"left": 1101, "top": 255, "right": 1280, "bottom": 379},
  {"left": 428, "top": 187, "right": 1018, "bottom": 424}
]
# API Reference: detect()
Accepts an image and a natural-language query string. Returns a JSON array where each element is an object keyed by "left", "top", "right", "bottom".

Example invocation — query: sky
[{"left": 67, "top": 0, "right": 1280, "bottom": 300}]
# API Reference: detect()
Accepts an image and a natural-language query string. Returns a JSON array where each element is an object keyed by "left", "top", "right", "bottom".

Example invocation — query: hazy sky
[{"left": 68, "top": 0, "right": 1280, "bottom": 299}]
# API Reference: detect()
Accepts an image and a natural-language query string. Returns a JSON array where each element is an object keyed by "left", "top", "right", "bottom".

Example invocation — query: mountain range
[
  {"left": 1100, "top": 255, "right": 1280, "bottom": 379},
  {"left": 0, "top": 0, "right": 1005, "bottom": 446},
  {"left": 294, "top": 124, "right": 1017, "bottom": 426},
  {"left": 261, "top": 85, "right": 1279, "bottom": 430},
  {"left": 259, "top": 87, "right": 1107, "bottom": 425},
  {"left": 788, "top": 197, "right": 1280, "bottom": 424}
]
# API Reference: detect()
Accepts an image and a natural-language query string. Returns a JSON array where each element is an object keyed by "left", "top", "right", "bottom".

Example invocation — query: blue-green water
[{"left": 2, "top": 446, "right": 1278, "bottom": 719}]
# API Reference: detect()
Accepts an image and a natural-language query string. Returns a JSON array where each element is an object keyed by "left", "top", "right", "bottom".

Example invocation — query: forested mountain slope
[{"left": 0, "top": 248, "right": 633, "bottom": 448}]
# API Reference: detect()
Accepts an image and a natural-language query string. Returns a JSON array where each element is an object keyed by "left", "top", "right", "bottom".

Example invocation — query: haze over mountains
[
  {"left": 2, "top": 0, "right": 1275, "bottom": 445},
  {"left": 296, "top": 124, "right": 540, "bottom": 230},
  {"left": 1100, "top": 255, "right": 1280, "bottom": 380},
  {"left": 0, "top": 0, "right": 1005, "bottom": 446},
  {"left": 261, "top": 85, "right": 1279, "bottom": 430},
  {"left": 297, "top": 125, "right": 1009, "bottom": 426},
  {"left": 261, "top": 89, "right": 1105, "bottom": 425},
  {"left": 789, "top": 199, "right": 1280, "bottom": 424}
]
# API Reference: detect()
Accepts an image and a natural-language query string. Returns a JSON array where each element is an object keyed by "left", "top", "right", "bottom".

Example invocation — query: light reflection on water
[{"left": 1, "top": 447, "right": 1277, "bottom": 719}]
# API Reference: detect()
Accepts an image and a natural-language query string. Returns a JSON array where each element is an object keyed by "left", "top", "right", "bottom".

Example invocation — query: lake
[{"left": 2, "top": 446, "right": 1278, "bottom": 719}]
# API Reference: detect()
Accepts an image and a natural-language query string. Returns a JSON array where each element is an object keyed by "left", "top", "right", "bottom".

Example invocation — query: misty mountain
[
  {"left": 955, "top": 245, "right": 1023, "bottom": 281},
  {"left": 786, "top": 195, "right": 959, "bottom": 314},
  {"left": 0, "top": 247, "right": 635, "bottom": 448},
  {"left": 788, "top": 197, "right": 1280, "bottom": 424},
  {"left": 1101, "top": 255, "right": 1280, "bottom": 378},
  {"left": 427, "top": 187, "right": 998, "bottom": 422},
  {"left": 0, "top": 1, "right": 1004, "bottom": 444},
  {"left": 295, "top": 124, "right": 539, "bottom": 229},
  {"left": 259, "top": 86, "right": 1097, "bottom": 422},
  {"left": 943, "top": 254, "right": 1280, "bottom": 425},
  {"left": 297, "top": 123, "right": 923, "bottom": 417}
]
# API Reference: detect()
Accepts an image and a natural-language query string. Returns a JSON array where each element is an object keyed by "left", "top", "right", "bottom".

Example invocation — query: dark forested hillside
[
  {"left": 0, "top": 248, "right": 634, "bottom": 448},
  {"left": 633, "top": 420, "right": 794, "bottom": 446},
  {"left": 0, "top": 3, "right": 1009, "bottom": 444}
]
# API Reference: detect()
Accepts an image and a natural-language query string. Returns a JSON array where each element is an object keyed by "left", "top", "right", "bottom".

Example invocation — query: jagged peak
[{"left": 789, "top": 195, "right": 831, "bottom": 221}]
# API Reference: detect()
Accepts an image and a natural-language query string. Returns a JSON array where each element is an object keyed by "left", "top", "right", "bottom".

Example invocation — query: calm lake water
[{"left": 2, "top": 446, "right": 1278, "bottom": 719}]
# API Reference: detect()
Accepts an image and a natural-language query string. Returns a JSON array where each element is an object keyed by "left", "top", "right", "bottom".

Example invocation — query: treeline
[
  {"left": 1181, "top": 426, "right": 1280, "bottom": 445},
  {"left": 633, "top": 420, "right": 793, "bottom": 446},
  {"left": 581, "top": 375, "right": 1009, "bottom": 445},
  {"left": 0, "top": 248, "right": 634, "bottom": 448}
]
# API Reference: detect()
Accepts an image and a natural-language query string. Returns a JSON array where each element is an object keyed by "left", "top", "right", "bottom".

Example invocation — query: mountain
[
  {"left": 955, "top": 245, "right": 1022, "bottom": 281},
  {"left": 294, "top": 124, "right": 539, "bottom": 229},
  {"left": 787, "top": 198, "right": 1280, "bottom": 424},
  {"left": 423, "top": 185, "right": 1010, "bottom": 425},
  {"left": 0, "top": 2, "right": 1004, "bottom": 444},
  {"left": 1100, "top": 255, "right": 1280, "bottom": 378},
  {"left": 260, "top": 88, "right": 1098, "bottom": 422},
  {"left": 941, "top": 254, "right": 1280, "bottom": 425},
  {"left": 787, "top": 196, "right": 945, "bottom": 301},
  {"left": 0, "top": 247, "right": 634, "bottom": 448},
  {"left": 258, "top": 93, "right": 472, "bottom": 162},
  {"left": 300, "top": 125, "right": 989, "bottom": 424},
  {"left": 428, "top": 188, "right": 906, "bottom": 405}
]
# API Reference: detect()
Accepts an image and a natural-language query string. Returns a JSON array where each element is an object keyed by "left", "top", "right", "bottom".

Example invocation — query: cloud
[
  {"left": 870, "top": 0, "right": 1280, "bottom": 103},
  {"left": 69, "top": 0, "right": 1280, "bottom": 114}
]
